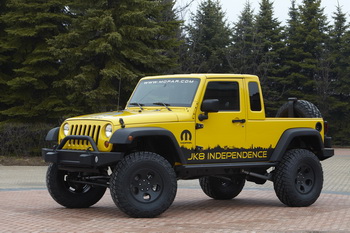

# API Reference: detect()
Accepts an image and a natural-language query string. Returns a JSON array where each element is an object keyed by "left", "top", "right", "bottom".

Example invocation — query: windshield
[{"left": 128, "top": 78, "right": 200, "bottom": 107}]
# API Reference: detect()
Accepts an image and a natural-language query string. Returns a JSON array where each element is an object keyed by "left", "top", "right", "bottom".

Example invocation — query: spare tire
[{"left": 276, "top": 100, "right": 322, "bottom": 118}]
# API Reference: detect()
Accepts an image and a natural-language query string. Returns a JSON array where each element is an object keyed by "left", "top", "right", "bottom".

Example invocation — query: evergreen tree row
[
  {"left": 0, "top": 0, "right": 181, "bottom": 122},
  {"left": 0, "top": 0, "right": 349, "bottom": 145}
]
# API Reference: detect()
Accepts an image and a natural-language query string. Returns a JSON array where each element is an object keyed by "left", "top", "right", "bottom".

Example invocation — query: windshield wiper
[
  {"left": 153, "top": 102, "right": 172, "bottom": 111},
  {"left": 129, "top": 102, "right": 144, "bottom": 111}
]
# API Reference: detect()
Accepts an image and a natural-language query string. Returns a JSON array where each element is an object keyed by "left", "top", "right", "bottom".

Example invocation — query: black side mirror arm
[{"left": 198, "top": 112, "right": 208, "bottom": 121}]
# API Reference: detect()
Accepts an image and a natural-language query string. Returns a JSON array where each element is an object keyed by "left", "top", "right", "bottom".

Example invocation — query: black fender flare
[
  {"left": 46, "top": 127, "right": 59, "bottom": 141},
  {"left": 109, "top": 127, "right": 186, "bottom": 163},
  {"left": 270, "top": 128, "right": 324, "bottom": 162}
]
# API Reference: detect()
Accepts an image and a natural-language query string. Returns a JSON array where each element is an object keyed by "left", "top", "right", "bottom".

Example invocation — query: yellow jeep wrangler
[{"left": 43, "top": 74, "right": 334, "bottom": 217}]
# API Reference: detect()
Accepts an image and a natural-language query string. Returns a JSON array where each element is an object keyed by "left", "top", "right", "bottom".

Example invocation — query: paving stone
[{"left": 0, "top": 148, "right": 349, "bottom": 232}]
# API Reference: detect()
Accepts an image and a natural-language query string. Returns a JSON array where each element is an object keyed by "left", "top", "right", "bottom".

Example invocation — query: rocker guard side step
[{"left": 176, "top": 162, "right": 277, "bottom": 179}]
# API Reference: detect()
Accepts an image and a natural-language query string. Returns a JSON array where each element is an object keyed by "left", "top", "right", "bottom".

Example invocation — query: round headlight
[
  {"left": 105, "top": 124, "right": 113, "bottom": 138},
  {"left": 63, "top": 123, "right": 69, "bottom": 136}
]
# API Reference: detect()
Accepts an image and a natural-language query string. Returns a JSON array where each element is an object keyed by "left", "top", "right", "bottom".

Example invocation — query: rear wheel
[
  {"left": 199, "top": 176, "right": 245, "bottom": 200},
  {"left": 273, "top": 149, "right": 323, "bottom": 207},
  {"left": 46, "top": 163, "right": 107, "bottom": 208},
  {"left": 110, "top": 152, "right": 177, "bottom": 218}
]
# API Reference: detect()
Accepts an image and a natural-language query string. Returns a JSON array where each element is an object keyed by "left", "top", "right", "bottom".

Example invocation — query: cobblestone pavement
[{"left": 0, "top": 148, "right": 349, "bottom": 232}]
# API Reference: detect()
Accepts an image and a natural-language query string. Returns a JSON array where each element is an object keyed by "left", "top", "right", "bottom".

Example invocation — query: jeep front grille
[{"left": 65, "top": 124, "right": 101, "bottom": 150}]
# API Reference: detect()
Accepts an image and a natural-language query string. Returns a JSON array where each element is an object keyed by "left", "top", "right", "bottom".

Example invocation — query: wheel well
[
  {"left": 287, "top": 136, "right": 323, "bottom": 158},
  {"left": 127, "top": 136, "right": 180, "bottom": 165}
]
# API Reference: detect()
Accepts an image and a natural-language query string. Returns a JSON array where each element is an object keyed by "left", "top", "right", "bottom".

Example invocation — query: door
[{"left": 192, "top": 79, "right": 247, "bottom": 163}]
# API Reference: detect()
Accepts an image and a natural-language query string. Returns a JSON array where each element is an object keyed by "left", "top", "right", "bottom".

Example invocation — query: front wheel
[
  {"left": 273, "top": 149, "right": 323, "bottom": 207},
  {"left": 110, "top": 152, "right": 177, "bottom": 218},
  {"left": 46, "top": 163, "right": 107, "bottom": 208}
]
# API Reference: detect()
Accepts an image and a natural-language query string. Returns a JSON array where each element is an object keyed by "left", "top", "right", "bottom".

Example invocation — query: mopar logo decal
[{"left": 180, "top": 130, "right": 192, "bottom": 141}]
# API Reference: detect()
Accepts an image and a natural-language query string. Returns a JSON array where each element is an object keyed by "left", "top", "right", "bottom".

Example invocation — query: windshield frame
[{"left": 127, "top": 78, "right": 201, "bottom": 108}]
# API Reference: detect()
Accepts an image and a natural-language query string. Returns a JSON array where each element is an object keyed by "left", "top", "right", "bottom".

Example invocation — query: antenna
[
  {"left": 117, "top": 64, "right": 122, "bottom": 111},
  {"left": 117, "top": 76, "right": 121, "bottom": 111}
]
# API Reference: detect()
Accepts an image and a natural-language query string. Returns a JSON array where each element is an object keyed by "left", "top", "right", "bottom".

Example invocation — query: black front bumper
[{"left": 42, "top": 135, "right": 124, "bottom": 168}]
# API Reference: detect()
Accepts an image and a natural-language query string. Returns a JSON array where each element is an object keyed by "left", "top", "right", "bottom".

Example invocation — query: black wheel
[
  {"left": 110, "top": 152, "right": 177, "bottom": 218},
  {"left": 46, "top": 163, "right": 107, "bottom": 208},
  {"left": 276, "top": 100, "right": 322, "bottom": 118},
  {"left": 273, "top": 149, "right": 323, "bottom": 207},
  {"left": 199, "top": 176, "right": 245, "bottom": 200}
]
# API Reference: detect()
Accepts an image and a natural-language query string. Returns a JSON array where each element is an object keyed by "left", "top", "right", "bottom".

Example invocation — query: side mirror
[
  {"left": 201, "top": 99, "right": 219, "bottom": 112},
  {"left": 199, "top": 99, "right": 219, "bottom": 121}
]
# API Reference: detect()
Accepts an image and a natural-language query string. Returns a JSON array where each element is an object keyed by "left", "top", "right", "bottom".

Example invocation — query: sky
[{"left": 176, "top": 0, "right": 350, "bottom": 25}]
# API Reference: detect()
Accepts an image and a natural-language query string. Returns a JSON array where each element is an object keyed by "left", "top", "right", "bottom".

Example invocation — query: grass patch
[{"left": 0, "top": 156, "right": 47, "bottom": 166}]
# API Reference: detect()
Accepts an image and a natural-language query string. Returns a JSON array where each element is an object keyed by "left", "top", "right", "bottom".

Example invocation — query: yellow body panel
[
  {"left": 246, "top": 118, "right": 324, "bottom": 148},
  {"left": 58, "top": 74, "right": 324, "bottom": 163}
]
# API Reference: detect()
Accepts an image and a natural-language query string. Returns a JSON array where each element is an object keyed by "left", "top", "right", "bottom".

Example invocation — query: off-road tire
[
  {"left": 273, "top": 149, "right": 323, "bottom": 207},
  {"left": 46, "top": 163, "right": 107, "bottom": 208},
  {"left": 110, "top": 152, "right": 177, "bottom": 218},
  {"left": 199, "top": 176, "right": 245, "bottom": 200},
  {"left": 276, "top": 100, "right": 322, "bottom": 118}
]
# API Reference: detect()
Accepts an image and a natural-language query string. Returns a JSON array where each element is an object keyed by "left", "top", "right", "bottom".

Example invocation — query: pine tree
[
  {"left": 284, "top": 0, "right": 330, "bottom": 103},
  {"left": 230, "top": 1, "right": 255, "bottom": 74},
  {"left": 339, "top": 35, "right": 350, "bottom": 99},
  {"left": 0, "top": 0, "right": 12, "bottom": 121},
  {"left": 283, "top": 0, "right": 300, "bottom": 95},
  {"left": 286, "top": 0, "right": 299, "bottom": 39},
  {"left": 330, "top": 3, "right": 349, "bottom": 96},
  {"left": 49, "top": 0, "right": 182, "bottom": 114},
  {"left": 0, "top": 0, "right": 10, "bottom": 78},
  {"left": 158, "top": 0, "right": 184, "bottom": 74},
  {"left": 183, "top": 0, "right": 232, "bottom": 73},
  {"left": 328, "top": 4, "right": 350, "bottom": 145},
  {"left": 253, "top": 0, "right": 285, "bottom": 115},
  {"left": 0, "top": 0, "right": 70, "bottom": 122}
]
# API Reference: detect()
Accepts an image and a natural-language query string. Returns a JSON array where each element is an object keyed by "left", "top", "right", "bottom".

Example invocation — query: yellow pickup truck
[{"left": 43, "top": 74, "right": 334, "bottom": 217}]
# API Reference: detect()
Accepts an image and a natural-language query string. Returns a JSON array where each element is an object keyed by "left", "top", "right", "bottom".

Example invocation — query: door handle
[{"left": 232, "top": 119, "right": 246, "bottom": 123}]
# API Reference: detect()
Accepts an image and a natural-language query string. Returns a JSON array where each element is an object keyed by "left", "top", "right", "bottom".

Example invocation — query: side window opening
[
  {"left": 248, "top": 82, "right": 262, "bottom": 111},
  {"left": 203, "top": 81, "right": 240, "bottom": 111}
]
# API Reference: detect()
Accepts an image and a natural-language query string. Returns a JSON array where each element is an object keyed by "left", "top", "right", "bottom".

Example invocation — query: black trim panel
[
  {"left": 45, "top": 127, "right": 59, "bottom": 141},
  {"left": 270, "top": 128, "right": 334, "bottom": 161},
  {"left": 110, "top": 127, "right": 175, "bottom": 144},
  {"left": 110, "top": 127, "right": 186, "bottom": 163},
  {"left": 42, "top": 148, "right": 124, "bottom": 167}
]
